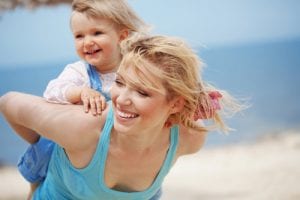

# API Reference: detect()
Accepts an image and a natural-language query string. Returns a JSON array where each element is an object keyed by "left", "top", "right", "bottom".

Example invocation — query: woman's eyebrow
[{"left": 115, "top": 72, "right": 122, "bottom": 78}]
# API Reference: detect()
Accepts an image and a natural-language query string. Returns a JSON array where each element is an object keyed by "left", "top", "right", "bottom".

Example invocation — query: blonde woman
[{"left": 1, "top": 35, "right": 242, "bottom": 199}]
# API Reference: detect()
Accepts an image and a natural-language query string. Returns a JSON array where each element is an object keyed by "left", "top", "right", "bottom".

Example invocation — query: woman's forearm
[
  {"left": 0, "top": 92, "right": 62, "bottom": 140},
  {"left": 0, "top": 92, "right": 40, "bottom": 144},
  {"left": 8, "top": 122, "right": 40, "bottom": 144},
  {"left": 1, "top": 91, "right": 105, "bottom": 151}
]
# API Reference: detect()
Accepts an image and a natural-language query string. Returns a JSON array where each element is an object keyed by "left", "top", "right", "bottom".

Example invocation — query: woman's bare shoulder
[{"left": 177, "top": 124, "right": 207, "bottom": 156}]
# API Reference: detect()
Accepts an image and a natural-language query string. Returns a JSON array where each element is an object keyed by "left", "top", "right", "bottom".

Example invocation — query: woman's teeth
[{"left": 117, "top": 110, "right": 138, "bottom": 118}]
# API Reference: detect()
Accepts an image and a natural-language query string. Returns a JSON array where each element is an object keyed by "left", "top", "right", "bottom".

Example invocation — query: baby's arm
[
  {"left": 65, "top": 86, "right": 106, "bottom": 115},
  {"left": 44, "top": 62, "right": 106, "bottom": 115},
  {"left": 43, "top": 63, "right": 88, "bottom": 104}
]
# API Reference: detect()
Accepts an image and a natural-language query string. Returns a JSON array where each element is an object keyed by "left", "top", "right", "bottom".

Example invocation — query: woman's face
[{"left": 110, "top": 66, "right": 174, "bottom": 134}]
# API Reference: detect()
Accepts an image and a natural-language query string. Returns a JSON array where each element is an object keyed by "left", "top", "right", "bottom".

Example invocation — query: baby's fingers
[
  {"left": 95, "top": 95, "right": 106, "bottom": 115},
  {"left": 89, "top": 97, "right": 97, "bottom": 116},
  {"left": 94, "top": 96, "right": 102, "bottom": 115},
  {"left": 82, "top": 97, "right": 90, "bottom": 113},
  {"left": 100, "top": 95, "right": 106, "bottom": 111}
]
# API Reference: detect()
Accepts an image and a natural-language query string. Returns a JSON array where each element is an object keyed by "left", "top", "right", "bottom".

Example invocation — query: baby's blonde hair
[
  {"left": 120, "top": 34, "right": 243, "bottom": 132},
  {"left": 71, "top": 0, "right": 148, "bottom": 34}
]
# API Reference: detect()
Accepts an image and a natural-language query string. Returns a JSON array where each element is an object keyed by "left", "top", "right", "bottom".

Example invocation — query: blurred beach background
[{"left": 0, "top": 0, "right": 300, "bottom": 199}]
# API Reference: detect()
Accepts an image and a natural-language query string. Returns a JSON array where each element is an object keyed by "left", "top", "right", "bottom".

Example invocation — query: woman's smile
[{"left": 116, "top": 109, "right": 139, "bottom": 119}]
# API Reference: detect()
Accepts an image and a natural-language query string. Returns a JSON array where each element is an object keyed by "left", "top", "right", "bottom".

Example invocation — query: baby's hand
[{"left": 80, "top": 87, "right": 106, "bottom": 115}]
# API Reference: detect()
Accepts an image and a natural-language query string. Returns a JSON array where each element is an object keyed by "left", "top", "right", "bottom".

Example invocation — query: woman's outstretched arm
[
  {"left": 178, "top": 121, "right": 207, "bottom": 156},
  {"left": 0, "top": 92, "right": 40, "bottom": 144},
  {"left": 0, "top": 92, "right": 105, "bottom": 151}
]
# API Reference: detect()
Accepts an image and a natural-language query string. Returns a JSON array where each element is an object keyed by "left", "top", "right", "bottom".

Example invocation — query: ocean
[{"left": 1, "top": 39, "right": 300, "bottom": 165}]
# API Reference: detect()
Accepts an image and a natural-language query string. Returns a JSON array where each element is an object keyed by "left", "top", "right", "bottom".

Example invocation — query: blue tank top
[{"left": 33, "top": 106, "right": 179, "bottom": 200}]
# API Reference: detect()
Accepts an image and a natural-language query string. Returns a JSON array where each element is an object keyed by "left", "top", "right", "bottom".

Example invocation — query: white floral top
[{"left": 43, "top": 60, "right": 116, "bottom": 104}]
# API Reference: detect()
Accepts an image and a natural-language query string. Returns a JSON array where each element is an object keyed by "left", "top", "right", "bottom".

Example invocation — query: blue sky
[{"left": 0, "top": 0, "right": 300, "bottom": 68}]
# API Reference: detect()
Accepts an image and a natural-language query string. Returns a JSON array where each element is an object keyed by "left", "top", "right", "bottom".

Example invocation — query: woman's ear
[
  {"left": 170, "top": 97, "right": 185, "bottom": 114},
  {"left": 119, "top": 28, "right": 129, "bottom": 42}
]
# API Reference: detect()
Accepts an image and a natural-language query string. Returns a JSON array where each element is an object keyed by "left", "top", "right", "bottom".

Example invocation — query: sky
[{"left": 0, "top": 0, "right": 300, "bottom": 68}]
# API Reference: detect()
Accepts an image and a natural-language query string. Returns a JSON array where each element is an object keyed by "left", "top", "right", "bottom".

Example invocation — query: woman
[{"left": 0, "top": 35, "right": 241, "bottom": 200}]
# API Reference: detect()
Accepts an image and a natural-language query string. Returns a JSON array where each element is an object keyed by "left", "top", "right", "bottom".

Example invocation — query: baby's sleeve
[{"left": 43, "top": 61, "right": 89, "bottom": 104}]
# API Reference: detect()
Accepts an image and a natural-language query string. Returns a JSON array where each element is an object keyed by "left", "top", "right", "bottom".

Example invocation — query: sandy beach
[{"left": 1, "top": 130, "right": 299, "bottom": 200}]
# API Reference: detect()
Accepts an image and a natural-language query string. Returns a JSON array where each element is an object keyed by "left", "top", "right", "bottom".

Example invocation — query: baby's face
[{"left": 71, "top": 11, "right": 124, "bottom": 73}]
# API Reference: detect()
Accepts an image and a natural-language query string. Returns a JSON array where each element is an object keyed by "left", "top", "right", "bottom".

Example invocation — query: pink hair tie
[
  {"left": 209, "top": 91, "right": 222, "bottom": 110},
  {"left": 194, "top": 91, "right": 222, "bottom": 120}
]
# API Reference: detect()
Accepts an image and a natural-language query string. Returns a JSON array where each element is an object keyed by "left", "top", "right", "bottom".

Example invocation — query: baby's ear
[{"left": 170, "top": 97, "right": 185, "bottom": 114}]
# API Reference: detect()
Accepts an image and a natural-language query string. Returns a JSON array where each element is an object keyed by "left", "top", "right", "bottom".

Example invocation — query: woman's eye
[
  {"left": 115, "top": 79, "right": 124, "bottom": 87},
  {"left": 137, "top": 90, "right": 149, "bottom": 97}
]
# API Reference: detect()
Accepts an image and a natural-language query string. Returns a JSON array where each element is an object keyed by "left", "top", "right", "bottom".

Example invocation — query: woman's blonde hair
[
  {"left": 120, "top": 34, "right": 244, "bottom": 132},
  {"left": 71, "top": 0, "right": 149, "bottom": 34}
]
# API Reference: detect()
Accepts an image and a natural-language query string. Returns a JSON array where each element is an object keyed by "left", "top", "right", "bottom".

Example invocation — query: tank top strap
[
  {"left": 169, "top": 125, "right": 179, "bottom": 158},
  {"left": 164, "top": 125, "right": 179, "bottom": 171},
  {"left": 153, "top": 125, "right": 179, "bottom": 184}
]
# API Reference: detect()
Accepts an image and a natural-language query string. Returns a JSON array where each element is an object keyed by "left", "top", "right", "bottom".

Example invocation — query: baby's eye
[
  {"left": 75, "top": 34, "right": 83, "bottom": 39},
  {"left": 94, "top": 31, "right": 103, "bottom": 36}
]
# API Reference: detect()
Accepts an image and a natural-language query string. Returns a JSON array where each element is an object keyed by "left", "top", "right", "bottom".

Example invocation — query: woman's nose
[{"left": 116, "top": 89, "right": 132, "bottom": 106}]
